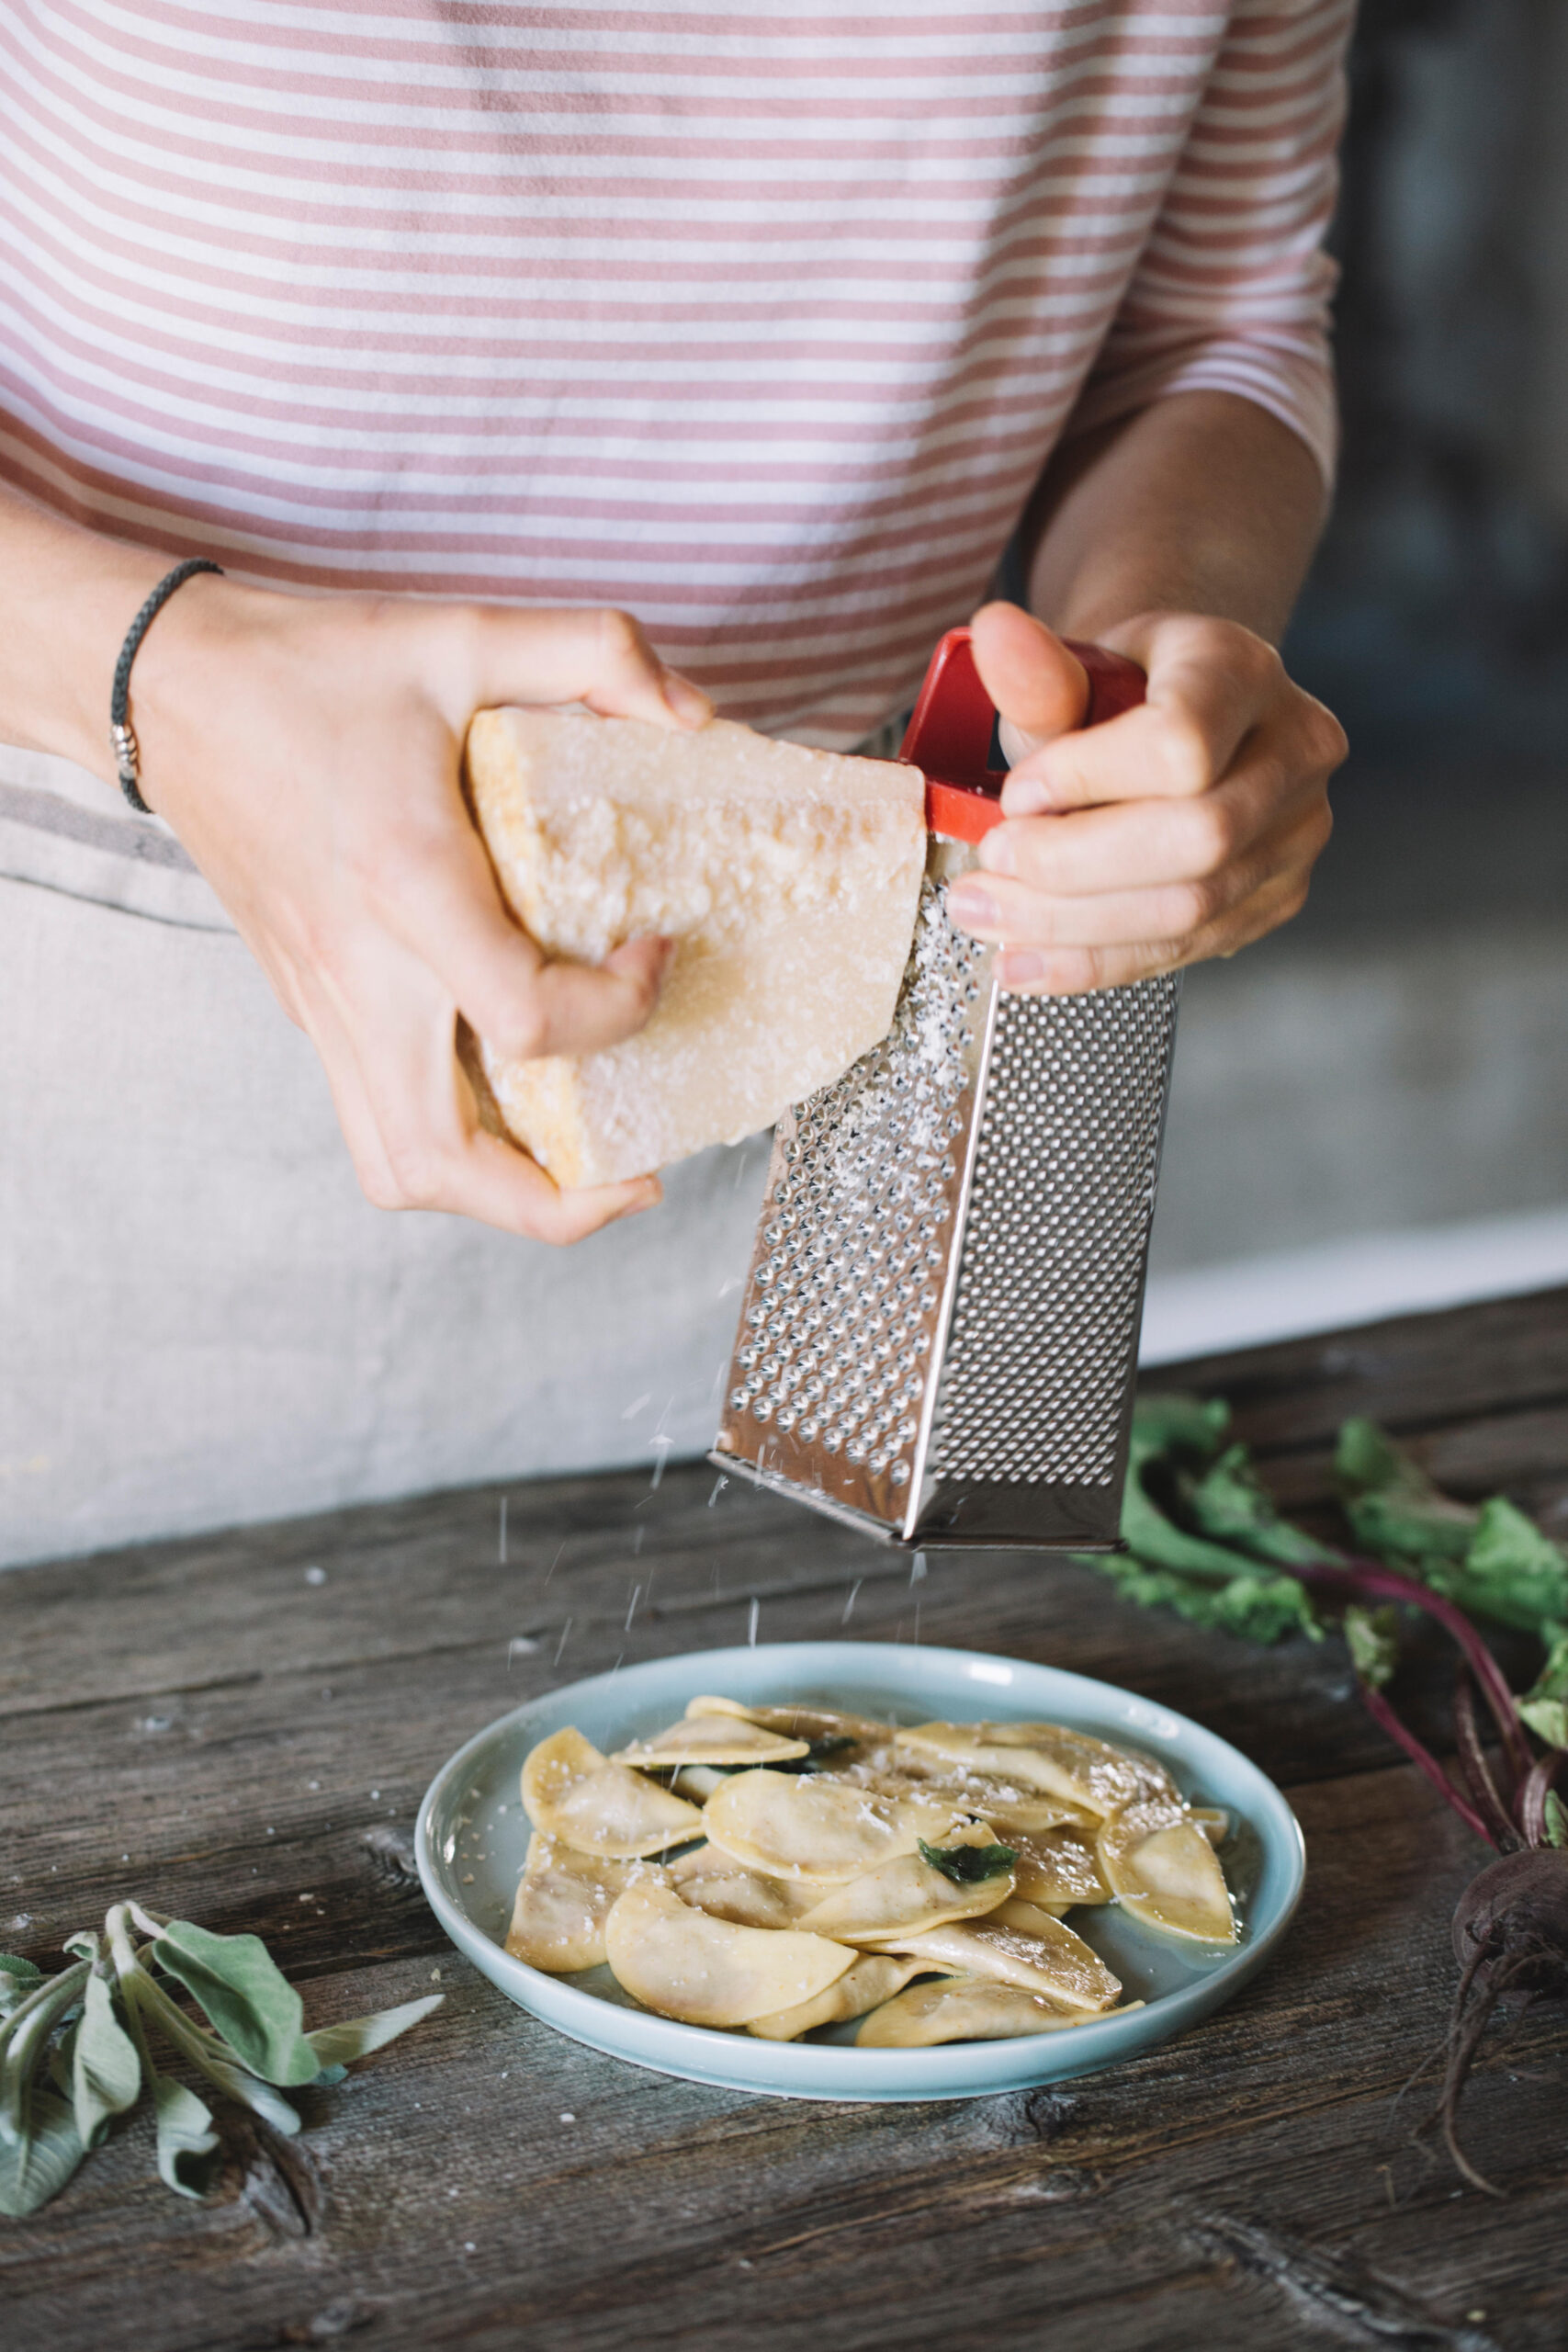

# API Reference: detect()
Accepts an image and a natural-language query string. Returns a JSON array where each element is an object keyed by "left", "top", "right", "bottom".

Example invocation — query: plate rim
[{"left": 415, "top": 1638, "right": 1306, "bottom": 2094}]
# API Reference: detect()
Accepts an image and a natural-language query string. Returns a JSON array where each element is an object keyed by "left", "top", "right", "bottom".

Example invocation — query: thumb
[{"left": 969, "top": 601, "right": 1089, "bottom": 754}]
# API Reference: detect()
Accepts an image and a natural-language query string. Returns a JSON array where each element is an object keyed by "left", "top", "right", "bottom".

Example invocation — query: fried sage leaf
[
  {"left": 604, "top": 1882, "right": 854, "bottom": 2027},
  {"left": 917, "top": 1838, "right": 1017, "bottom": 1885},
  {"left": 522, "top": 1726, "right": 704, "bottom": 1859}
]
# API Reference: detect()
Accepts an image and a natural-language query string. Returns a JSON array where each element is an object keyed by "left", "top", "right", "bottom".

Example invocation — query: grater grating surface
[
  {"left": 929, "top": 974, "right": 1180, "bottom": 1489},
  {"left": 714, "top": 881, "right": 986, "bottom": 1532},
  {"left": 711, "top": 624, "right": 1179, "bottom": 1549}
]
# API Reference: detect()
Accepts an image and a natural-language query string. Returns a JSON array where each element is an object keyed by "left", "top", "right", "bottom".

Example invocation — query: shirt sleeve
[{"left": 1061, "top": 0, "right": 1357, "bottom": 490}]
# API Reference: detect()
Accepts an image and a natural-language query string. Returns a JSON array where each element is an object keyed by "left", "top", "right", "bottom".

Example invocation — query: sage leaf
[
  {"left": 1544, "top": 1792, "right": 1568, "bottom": 1851},
  {"left": 0, "top": 1958, "right": 43, "bottom": 2020},
  {"left": 0, "top": 2087, "right": 85, "bottom": 2219},
  {"left": 305, "top": 1991, "right": 444, "bottom": 2072},
  {"left": 130, "top": 1977, "right": 303, "bottom": 2137},
  {"left": 1344, "top": 1603, "right": 1401, "bottom": 1690},
  {"left": 0, "top": 1961, "right": 91, "bottom": 2146},
  {"left": 917, "top": 1838, "right": 1017, "bottom": 1884},
  {"left": 71, "top": 1973, "right": 142, "bottom": 2150},
  {"left": 152, "top": 1922, "right": 319, "bottom": 2086},
  {"left": 152, "top": 2075, "right": 222, "bottom": 2200}
]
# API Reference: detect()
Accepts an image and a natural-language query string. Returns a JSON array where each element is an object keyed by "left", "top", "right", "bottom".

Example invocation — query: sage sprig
[{"left": 0, "top": 1901, "right": 441, "bottom": 2218}]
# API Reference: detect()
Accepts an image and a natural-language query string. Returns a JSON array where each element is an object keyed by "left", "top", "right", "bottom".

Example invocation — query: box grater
[{"left": 709, "top": 627, "right": 1179, "bottom": 1550}]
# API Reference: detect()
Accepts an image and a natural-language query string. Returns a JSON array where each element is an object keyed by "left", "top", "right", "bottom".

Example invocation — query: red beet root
[{"left": 1440, "top": 1847, "right": 1568, "bottom": 2195}]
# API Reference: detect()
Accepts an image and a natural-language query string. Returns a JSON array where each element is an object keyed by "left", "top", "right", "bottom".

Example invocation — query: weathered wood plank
[
  {"left": 1147, "top": 1286, "right": 1568, "bottom": 1464},
  {"left": 7, "top": 1290, "right": 1565, "bottom": 1727},
  {"left": 2, "top": 1287, "right": 1563, "bottom": 2352},
  {"left": 1, "top": 1763, "right": 1561, "bottom": 2352},
  {"left": 0, "top": 1522, "right": 1535, "bottom": 1988}
]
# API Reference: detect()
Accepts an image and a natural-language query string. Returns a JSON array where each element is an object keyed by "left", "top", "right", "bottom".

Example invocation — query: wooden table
[{"left": 4, "top": 1286, "right": 1566, "bottom": 2351}]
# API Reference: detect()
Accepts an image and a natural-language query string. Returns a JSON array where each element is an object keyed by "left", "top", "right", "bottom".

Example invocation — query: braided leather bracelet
[{"left": 110, "top": 558, "right": 225, "bottom": 813}]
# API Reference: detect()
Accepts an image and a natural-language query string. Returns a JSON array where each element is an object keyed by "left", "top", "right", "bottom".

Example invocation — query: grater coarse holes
[{"left": 710, "top": 628, "right": 1180, "bottom": 1550}]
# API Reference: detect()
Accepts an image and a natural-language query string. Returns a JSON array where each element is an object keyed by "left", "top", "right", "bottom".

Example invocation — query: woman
[{"left": 0, "top": 0, "right": 1349, "bottom": 1564}]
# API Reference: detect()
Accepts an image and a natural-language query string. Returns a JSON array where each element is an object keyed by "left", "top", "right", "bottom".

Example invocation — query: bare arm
[
  {"left": 1023, "top": 390, "right": 1328, "bottom": 646},
  {"left": 0, "top": 481, "right": 710, "bottom": 1238}
]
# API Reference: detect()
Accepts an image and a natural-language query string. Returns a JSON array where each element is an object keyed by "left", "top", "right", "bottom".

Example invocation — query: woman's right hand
[{"left": 131, "top": 581, "right": 712, "bottom": 1240}]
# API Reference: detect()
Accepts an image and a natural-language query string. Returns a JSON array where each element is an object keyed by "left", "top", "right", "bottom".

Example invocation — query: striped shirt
[{"left": 0, "top": 1, "right": 1352, "bottom": 748}]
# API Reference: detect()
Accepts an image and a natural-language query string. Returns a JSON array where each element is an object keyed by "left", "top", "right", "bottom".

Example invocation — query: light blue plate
[{"left": 416, "top": 1641, "right": 1304, "bottom": 2101}]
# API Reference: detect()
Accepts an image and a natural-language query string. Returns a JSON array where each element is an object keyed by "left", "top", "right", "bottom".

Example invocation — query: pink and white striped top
[{"left": 1, "top": 1, "right": 1352, "bottom": 747}]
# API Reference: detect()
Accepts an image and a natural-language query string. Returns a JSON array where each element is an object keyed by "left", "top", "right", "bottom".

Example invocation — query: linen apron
[{"left": 0, "top": 743, "right": 769, "bottom": 1569}]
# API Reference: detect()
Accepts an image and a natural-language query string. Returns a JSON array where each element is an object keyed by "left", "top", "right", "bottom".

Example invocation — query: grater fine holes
[{"left": 929, "top": 974, "right": 1177, "bottom": 1488}]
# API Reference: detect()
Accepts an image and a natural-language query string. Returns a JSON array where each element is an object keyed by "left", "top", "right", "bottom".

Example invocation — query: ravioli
[
  {"left": 604, "top": 1881, "right": 855, "bottom": 2027},
  {"left": 521, "top": 1726, "right": 705, "bottom": 1860}
]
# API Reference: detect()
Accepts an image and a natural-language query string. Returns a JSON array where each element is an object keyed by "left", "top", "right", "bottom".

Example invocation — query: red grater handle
[{"left": 900, "top": 626, "right": 1146, "bottom": 844}]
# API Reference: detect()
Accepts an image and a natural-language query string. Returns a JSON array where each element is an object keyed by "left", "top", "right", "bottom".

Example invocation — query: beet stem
[
  {"left": 1518, "top": 1750, "right": 1566, "bottom": 1850},
  {"left": 1357, "top": 1682, "right": 1494, "bottom": 1845},
  {"left": 1292, "top": 1556, "right": 1534, "bottom": 1792},
  {"left": 1452, "top": 1667, "right": 1523, "bottom": 1850}
]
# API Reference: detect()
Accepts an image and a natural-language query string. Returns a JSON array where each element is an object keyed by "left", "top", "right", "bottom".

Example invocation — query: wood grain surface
[{"left": 2, "top": 1285, "right": 1565, "bottom": 2352}]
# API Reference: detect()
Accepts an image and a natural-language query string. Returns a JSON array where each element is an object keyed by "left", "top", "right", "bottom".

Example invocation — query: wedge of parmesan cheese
[{"left": 465, "top": 707, "right": 926, "bottom": 1187}]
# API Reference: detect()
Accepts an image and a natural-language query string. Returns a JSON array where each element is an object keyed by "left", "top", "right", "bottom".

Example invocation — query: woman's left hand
[{"left": 943, "top": 601, "right": 1347, "bottom": 993}]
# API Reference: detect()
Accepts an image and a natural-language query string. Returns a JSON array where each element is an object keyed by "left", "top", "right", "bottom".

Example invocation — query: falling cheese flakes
[{"left": 505, "top": 1701, "right": 1241, "bottom": 2045}]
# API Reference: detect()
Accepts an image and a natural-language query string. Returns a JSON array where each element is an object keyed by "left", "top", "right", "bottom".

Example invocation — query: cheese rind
[{"left": 465, "top": 707, "right": 926, "bottom": 1186}]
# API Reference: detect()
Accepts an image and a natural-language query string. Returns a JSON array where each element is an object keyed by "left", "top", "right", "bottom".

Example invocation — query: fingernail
[
  {"left": 664, "top": 676, "right": 712, "bottom": 725},
  {"left": 998, "top": 950, "right": 1048, "bottom": 989},
  {"left": 946, "top": 882, "right": 998, "bottom": 930},
  {"left": 1002, "top": 774, "right": 1054, "bottom": 816},
  {"left": 976, "top": 830, "right": 1015, "bottom": 877}
]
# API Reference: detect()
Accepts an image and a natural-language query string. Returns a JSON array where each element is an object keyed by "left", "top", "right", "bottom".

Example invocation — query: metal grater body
[{"left": 710, "top": 874, "right": 1179, "bottom": 1547}]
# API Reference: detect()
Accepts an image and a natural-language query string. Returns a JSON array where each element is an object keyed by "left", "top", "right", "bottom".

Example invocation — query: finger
[
  {"left": 1003, "top": 623, "right": 1279, "bottom": 816},
  {"left": 992, "top": 863, "right": 1316, "bottom": 996},
  {"left": 418, "top": 1123, "right": 663, "bottom": 1244},
  {"left": 377, "top": 800, "right": 675, "bottom": 1063},
  {"left": 974, "top": 741, "right": 1327, "bottom": 899},
  {"left": 314, "top": 947, "right": 664, "bottom": 1238},
  {"left": 463, "top": 603, "right": 713, "bottom": 730},
  {"left": 969, "top": 601, "right": 1089, "bottom": 751},
  {"left": 948, "top": 801, "right": 1329, "bottom": 950}
]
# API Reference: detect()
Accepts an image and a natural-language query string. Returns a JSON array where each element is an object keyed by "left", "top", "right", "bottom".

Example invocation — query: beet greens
[{"left": 1080, "top": 1397, "right": 1568, "bottom": 2194}]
